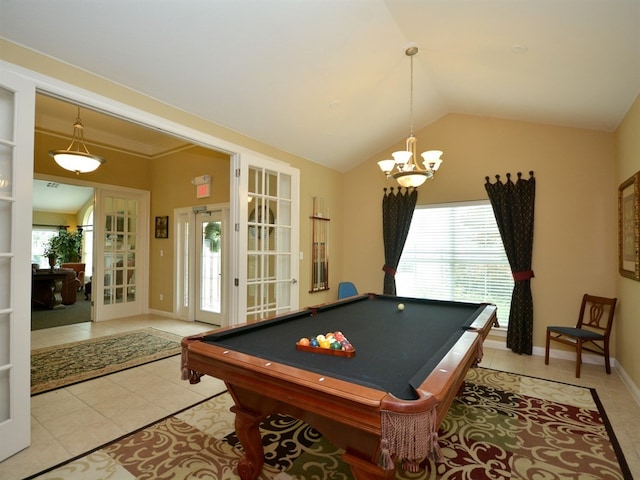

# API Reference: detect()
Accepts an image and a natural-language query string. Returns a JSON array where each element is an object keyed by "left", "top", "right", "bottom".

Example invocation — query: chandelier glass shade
[
  {"left": 49, "top": 107, "right": 105, "bottom": 174},
  {"left": 378, "top": 46, "right": 443, "bottom": 188}
]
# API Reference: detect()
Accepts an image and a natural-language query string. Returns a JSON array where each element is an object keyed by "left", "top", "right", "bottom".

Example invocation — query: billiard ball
[{"left": 397, "top": 303, "right": 405, "bottom": 311}]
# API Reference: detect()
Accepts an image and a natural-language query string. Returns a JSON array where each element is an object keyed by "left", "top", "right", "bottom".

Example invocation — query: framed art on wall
[
  {"left": 155, "top": 216, "right": 169, "bottom": 239},
  {"left": 618, "top": 171, "right": 640, "bottom": 280}
]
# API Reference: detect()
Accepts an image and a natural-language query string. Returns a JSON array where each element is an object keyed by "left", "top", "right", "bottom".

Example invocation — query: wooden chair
[{"left": 545, "top": 294, "right": 617, "bottom": 378}]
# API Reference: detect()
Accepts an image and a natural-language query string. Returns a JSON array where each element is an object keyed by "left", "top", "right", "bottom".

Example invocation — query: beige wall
[
  {"left": 32, "top": 212, "right": 77, "bottom": 230},
  {"left": 343, "top": 113, "right": 618, "bottom": 355},
  {"left": 298, "top": 162, "right": 345, "bottom": 307},
  {"left": 149, "top": 146, "right": 230, "bottom": 311},
  {"left": 9, "top": 38, "right": 638, "bottom": 390},
  {"left": 615, "top": 93, "right": 640, "bottom": 386},
  {"left": 14, "top": 40, "right": 344, "bottom": 314},
  {"left": 34, "top": 131, "right": 153, "bottom": 191}
]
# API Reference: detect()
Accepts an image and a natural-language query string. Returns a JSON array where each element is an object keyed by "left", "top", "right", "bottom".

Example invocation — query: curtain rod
[{"left": 32, "top": 224, "right": 69, "bottom": 229}]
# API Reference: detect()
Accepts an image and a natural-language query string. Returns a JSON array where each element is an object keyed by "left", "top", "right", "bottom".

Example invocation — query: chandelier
[
  {"left": 49, "top": 107, "right": 105, "bottom": 174},
  {"left": 378, "top": 47, "right": 443, "bottom": 188}
]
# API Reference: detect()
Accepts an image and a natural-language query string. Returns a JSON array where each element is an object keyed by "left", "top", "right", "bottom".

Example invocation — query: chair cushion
[{"left": 547, "top": 326, "right": 603, "bottom": 340}]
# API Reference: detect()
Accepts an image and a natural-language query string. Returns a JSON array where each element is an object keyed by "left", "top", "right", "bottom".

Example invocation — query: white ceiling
[
  {"left": 3, "top": 0, "right": 640, "bottom": 176},
  {"left": 32, "top": 179, "right": 94, "bottom": 214}
]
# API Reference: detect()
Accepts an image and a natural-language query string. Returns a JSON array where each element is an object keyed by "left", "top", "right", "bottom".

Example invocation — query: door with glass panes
[
  {"left": 240, "top": 158, "right": 299, "bottom": 322},
  {"left": 95, "top": 188, "right": 148, "bottom": 321},
  {"left": 196, "top": 209, "right": 225, "bottom": 325},
  {"left": 0, "top": 67, "right": 34, "bottom": 461}
]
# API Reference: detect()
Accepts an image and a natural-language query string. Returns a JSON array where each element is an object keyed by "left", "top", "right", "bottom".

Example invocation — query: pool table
[{"left": 182, "top": 294, "right": 498, "bottom": 480}]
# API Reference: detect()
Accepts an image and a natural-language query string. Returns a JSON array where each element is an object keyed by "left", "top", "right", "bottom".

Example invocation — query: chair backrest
[
  {"left": 61, "top": 262, "right": 85, "bottom": 276},
  {"left": 338, "top": 281, "right": 358, "bottom": 299},
  {"left": 576, "top": 294, "right": 617, "bottom": 337}
]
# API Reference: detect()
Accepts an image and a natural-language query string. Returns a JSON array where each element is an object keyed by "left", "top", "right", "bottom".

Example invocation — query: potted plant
[
  {"left": 204, "top": 222, "right": 221, "bottom": 252},
  {"left": 45, "top": 229, "right": 84, "bottom": 266},
  {"left": 44, "top": 250, "right": 58, "bottom": 270}
]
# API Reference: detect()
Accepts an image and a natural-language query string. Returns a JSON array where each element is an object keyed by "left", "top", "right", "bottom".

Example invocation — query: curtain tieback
[
  {"left": 512, "top": 270, "right": 534, "bottom": 281},
  {"left": 382, "top": 264, "right": 397, "bottom": 276}
]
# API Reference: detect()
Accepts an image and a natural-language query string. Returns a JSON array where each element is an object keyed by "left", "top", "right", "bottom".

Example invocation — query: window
[
  {"left": 396, "top": 200, "right": 513, "bottom": 326},
  {"left": 31, "top": 227, "right": 58, "bottom": 268}
]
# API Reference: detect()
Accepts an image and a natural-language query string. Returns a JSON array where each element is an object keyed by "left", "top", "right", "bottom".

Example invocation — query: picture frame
[
  {"left": 618, "top": 171, "right": 640, "bottom": 280},
  {"left": 155, "top": 216, "right": 169, "bottom": 239}
]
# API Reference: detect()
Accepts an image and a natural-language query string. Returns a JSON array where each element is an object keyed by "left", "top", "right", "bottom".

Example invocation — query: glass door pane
[
  {"left": 246, "top": 166, "right": 294, "bottom": 321},
  {"left": 196, "top": 210, "right": 223, "bottom": 325},
  {"left": 103, "top": 196, "right": 137, "bottom": 305}
]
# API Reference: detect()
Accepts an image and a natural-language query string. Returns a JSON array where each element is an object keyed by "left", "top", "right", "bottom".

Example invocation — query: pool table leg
[
  {"left": 231, "top": 406, "right": 264, "bottom": 480},
  {"left": 343, "top": 451, "right": 396, "bottom": 480}
]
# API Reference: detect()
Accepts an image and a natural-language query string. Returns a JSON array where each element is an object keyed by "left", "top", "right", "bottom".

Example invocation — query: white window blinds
[{"left": 396, "top": 200, "right": 513, "bottom": 325}]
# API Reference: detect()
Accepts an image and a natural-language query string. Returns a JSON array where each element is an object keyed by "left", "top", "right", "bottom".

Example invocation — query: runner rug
[
  {"left": 31, "top": 328, "right": 182, "bottom": 395},
  {"left": 27, "top": 368, "right": 632, "bottom": 479}
]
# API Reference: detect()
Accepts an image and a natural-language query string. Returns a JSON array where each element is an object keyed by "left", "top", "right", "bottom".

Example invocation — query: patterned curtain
[
  {"left": 382, "top": 187, "right": 418, "bottom": 295},
  {"left": 484, "top": 171, "right": 536, "bottom": 354}
]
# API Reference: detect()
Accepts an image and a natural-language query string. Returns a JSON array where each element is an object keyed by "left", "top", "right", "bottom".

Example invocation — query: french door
[
  {"left": 0, "top": 68, "right": 34, "bottom": 461},
  {"left": 94, "top": 188, "right": 149, "bottom": 322},
  {"left": 235, "top": 154, "right": 300, "bottom": 323}
]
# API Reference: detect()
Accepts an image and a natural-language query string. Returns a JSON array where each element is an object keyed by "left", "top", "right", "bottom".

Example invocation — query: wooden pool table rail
[{"left": 181, "top": 300, "right": 497, "bottom": 480}]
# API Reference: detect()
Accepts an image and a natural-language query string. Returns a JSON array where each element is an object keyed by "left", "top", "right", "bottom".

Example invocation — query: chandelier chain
[
  {"left": 376, "top": 45, "right": 443, "bottom": 188},
  {"left": 409, "top": 52, "right": 414, "bottom": 135}
]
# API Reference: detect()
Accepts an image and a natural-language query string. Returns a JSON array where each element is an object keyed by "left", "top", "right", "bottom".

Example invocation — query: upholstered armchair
[
  {"left": 58, "top": 269, "right": 80, "bottom": 305},
  {"left": 61, "top": 263, "right": 86, "bottom": 291}
]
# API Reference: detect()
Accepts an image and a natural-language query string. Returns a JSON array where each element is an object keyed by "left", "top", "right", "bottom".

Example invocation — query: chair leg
[
  {"left": 604, "top": 343, "right": 611, "bottom": 374},
  {"left": 575, "top": 341, "right": 582, "bottom": 378},
  {"left": 544, "top": 331, "right": 551, "bottom": 365}
]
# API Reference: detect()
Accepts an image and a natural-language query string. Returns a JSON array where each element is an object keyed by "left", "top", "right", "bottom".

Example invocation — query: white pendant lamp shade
[
  {"left": 50, "top": 151, "right": 104, "bottom": 174},
  {"left": 49, "top": 107, "right": 105, "bottom": 174}
]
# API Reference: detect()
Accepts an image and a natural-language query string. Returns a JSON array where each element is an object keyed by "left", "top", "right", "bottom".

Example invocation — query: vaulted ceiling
[{"left": 3, "top": 0, "right": 639, "bottom": 175}]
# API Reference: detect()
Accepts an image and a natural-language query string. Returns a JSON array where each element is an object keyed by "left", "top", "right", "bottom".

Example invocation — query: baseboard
[
  {"left": 483, "top": 339, "right": 640, "bottom": 407},
  {"left": 146, "top": 308, "right": 179, "bottom": 319},
  {"left": 485, "top": 338, "right": 614, "bottom": 366},
  {"left": 616, "top": 363, "right": 640, "bottom": 407}
]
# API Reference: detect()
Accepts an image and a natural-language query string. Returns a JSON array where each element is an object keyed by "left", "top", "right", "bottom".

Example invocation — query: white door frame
[
  {"left": 1, "top": 59, "right": 297, "bottom": 324},
  {"left": 174, "top": 203, "right": 230, "bottom": 326},
  {"left": 33, "top": 173, "right": 151, "bottom": 322},
  {"left": 0, "top": 62, "right": 302, "bottom": 457}
]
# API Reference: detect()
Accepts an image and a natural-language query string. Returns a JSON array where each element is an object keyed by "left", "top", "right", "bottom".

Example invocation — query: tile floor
[{"left": 1, "top": 315, "right": 639, "bottom": 479}]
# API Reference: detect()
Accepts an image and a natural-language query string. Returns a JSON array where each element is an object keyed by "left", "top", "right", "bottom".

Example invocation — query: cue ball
[{"left": 397, "top": 303, "right": 405, "bottom": 311}]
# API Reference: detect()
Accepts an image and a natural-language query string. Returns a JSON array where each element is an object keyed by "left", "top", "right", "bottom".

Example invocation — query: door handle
[{"left": 291, "top": 278, "right": 298, "bottom": 284}]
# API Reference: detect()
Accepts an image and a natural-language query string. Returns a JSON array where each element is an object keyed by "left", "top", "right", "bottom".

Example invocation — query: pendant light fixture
[
  {"left": 378, "top": 47, "right": 443, "bottom": 188},
  {"left": 49, "top": 107, "right": 105, "bottom": 174}
]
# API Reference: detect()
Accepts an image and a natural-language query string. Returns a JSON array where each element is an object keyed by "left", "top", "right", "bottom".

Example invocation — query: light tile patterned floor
[{"left": 1, "top": 315, "right": 638, "bottom": 479}]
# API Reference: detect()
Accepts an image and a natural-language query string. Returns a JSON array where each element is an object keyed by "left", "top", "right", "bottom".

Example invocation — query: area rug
[
  {"left": 26, "top": 368, "right": 632, "bottom": 479},
  {"left": 31, "top": 328, "right": 182, "bottom": 395}
]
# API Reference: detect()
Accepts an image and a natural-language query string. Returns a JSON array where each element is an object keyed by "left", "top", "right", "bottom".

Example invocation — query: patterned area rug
[
  {"left": 31, "top": 328, "right": 182, "bottom": 395},
  {"left": 27, "top": 368, "right": 632, "bottom": 479}
]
